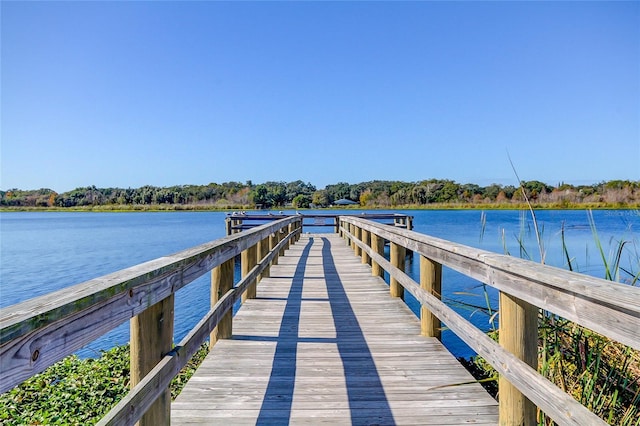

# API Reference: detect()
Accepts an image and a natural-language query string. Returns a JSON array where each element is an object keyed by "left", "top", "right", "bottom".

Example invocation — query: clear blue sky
[{"left": 1, "top": 1, "right": 638, "bottom": 192}]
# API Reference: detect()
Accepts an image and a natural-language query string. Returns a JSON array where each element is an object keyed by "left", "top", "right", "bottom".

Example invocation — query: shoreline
[{"left": 1, "top": 203, "right": 639, "bottom": 213}]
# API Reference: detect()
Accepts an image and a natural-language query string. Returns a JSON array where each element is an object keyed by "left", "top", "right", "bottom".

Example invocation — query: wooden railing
[
  {"left": 0, "top": 216, "right": 302, "bottom": 425},
  {"left": 226, "top": 212, "right": 413, "bottom": 235},
  {"left": 339, "top": 216, "right": 640, "bottom": 426},
  {"left": 3, "top": 214, "right": 638, "bottom": 425}
]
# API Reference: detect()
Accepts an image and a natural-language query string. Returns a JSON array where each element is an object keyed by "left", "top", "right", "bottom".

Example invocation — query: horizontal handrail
[
  {"left": 340, "top": 216, "right": 640, "bottom": 349},
  {"left": 226, "top": 212, "right": 413, "bottom": 234},
  {"left": 0, "top": 216, "right": 301, "bottom": 395},
  {"left": 98, "top": 224, "right": 298, "bottom": 425},
  {"left": 339, "top": 216, "right": 640, "bottom": 426}
]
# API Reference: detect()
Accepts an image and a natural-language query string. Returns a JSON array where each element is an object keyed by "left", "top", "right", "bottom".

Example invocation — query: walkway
[{"left": 171, "top": 234, "right": 498, "bottom": 425}]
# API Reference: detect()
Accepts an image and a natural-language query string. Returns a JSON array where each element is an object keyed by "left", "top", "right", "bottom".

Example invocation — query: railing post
[
  {"left": 354, "top": 225, "right": 362, "bottom": 257},
  {"left": 130, "top": 295, "right": 174, "bottom": 426},
  {"left": 350, "top": 223, "right": 356, "bottom": 251},
  {"left": 270, "top": 232, "right": 279, "bottom": 265},
  {"left": 361, "top": 229, "right": 370, "bottom": 265},
  {"left": 211, "top": 258, "right": 234, "bottom": 348},
  {"left": 499, "top": 292, "right": 538, "bottom": 426},
  {"left": 334, "top": 217, "right": 339, "bottom": 234},
  {"left": 371, "top": 232, "right": 384, "bottom": 278},
  {"left": 390, "top": 242, "right": 405, "bottom": 299},
  {"left": 420, "top": 256, "right": 442, "bottom": 339},
  {"left": 242, "top": 243, "right": 258, "bottom": 301},
  {"left": 344, "top": 220, "right": 351, "bottom": 246},
  {"left": 279, "top": 229, "right": 286, "bottom": 256},
  {"left": 283, "top": 226, "right": 290, "bottom": 252},
  {"left": 225, "top": 217, "right": 232, "bottom": 236},
  {"left": 406, "top": 216, "right": 414, "bottom": 256},
  {"left": 289, "top": 222, "right": 296, "bottom": 245},
  {"left": 258, "top": 236, "right": 270, "bottom": 280}
]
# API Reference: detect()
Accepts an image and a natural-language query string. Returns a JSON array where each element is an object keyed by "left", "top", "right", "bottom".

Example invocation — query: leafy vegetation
[
  {"left": 2, "top": 179, "right": 639, "bottom": 209},
  {"left": 462, "top": 208, "right": 640, "bottom": 425},
  {"left": 0, "top": 343, "right": 210, "bottom": 425}
]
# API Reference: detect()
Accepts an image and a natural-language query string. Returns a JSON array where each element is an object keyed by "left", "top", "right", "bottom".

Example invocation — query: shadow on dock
[{"left": 253, "top": 237, "right": 394, "bottom": 425}]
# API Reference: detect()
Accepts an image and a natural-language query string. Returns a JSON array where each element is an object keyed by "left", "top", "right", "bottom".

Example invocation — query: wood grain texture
[
  {"left": 130, "top": 295, "right": 174, "bottom": 426},
  {"left": 0, "top": 217, "right": 300, "bottom": 395},
  {"left": 499, "top": 292, "right": 538, "bottom": 426},
  {"left": 241, "top": 245, "right": 258, "bottom": 301},
  {"left": 420, "top": 255, "right": 442, "bottom": 339},
  {"left": 99, "top": 228, "right": 299, "bottom": 425},
  {"left": 340, "top": 217, "right": 640, "bottom": 351},
  {"left": 370, "top": 232, "right": 385, "bottom": 278},
  {"left": 390, "top": 242, "right": 405, "bottom": 299},
  {"left": 360, "top": 229, "right": 371, "bottom": 265},
  {"left": 172, "top": 234, "right": 498, "bottom": 425},
  {"left": 210, "top": 258, "right": 234, "bottom": 347},
  {"left": 342, "top": 222, "right": 608, "bottom": 426}
]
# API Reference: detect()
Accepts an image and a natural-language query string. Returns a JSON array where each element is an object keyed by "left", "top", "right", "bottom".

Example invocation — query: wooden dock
[
  {"left": 171, "top": 234, "right": 498, "bottom": 425},
  {"left": 4, "top": 215, "right": 635, "bottom": 425}
]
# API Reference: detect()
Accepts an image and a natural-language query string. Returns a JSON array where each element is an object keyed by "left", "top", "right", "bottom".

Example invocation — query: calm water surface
[{"left": 1, "top": 209, "right": 638, "bottom": 359}]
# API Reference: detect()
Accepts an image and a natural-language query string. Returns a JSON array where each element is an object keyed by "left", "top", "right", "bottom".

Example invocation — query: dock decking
[{"left": 172, "top": 233, "right": 498, "bottom": 425}]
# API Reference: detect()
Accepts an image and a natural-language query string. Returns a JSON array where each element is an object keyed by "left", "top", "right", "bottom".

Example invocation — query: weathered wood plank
[
  {"left": 98, "top": 229, "right": 300, "bottom": 425},
  {"left": 341, "top": 217, "right": 640, "bottom": 351},
  {"left": 130, "top": 295, "right": 174, "bottom": 426},
  {"left": 343, "top": 223, "right": 607, "bottom": 426},
  {"left": 172, "top": 234, "right": 498, "bottom": 425},
  {"left": 0, "top": 217, "right": 301, "bottom": 393}
]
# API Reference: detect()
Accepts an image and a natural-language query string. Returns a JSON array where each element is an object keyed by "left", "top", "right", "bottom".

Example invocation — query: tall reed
[{"left": 469, "top": 209, "right": 640, "bottom": 425}]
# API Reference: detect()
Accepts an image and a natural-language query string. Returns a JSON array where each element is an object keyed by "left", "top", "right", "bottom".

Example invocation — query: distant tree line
[{"left": 1, "top": 179, "right": 639, "bottom": 209}]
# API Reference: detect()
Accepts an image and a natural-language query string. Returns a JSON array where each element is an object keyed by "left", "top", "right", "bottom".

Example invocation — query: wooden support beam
[
  {"left": 371, "top": 232, "right": 384, "bottom": 278},
  {"left": 289, "top": 223, "right": 297, "bottom": 245},
  {"left": 258, "top": 237, "right": 270, "bottom": 280},
  {"left": 344, "top": 221, "right": 351, "bottom": 245},
  {"left": 499, "top": 292, "right": 538, "bottom": 426},
  {"left": 390, "top": 242, "right": 405, "bottom": 299},
  {"left": 241, "top": 244, "right": 257, "bottom": 302},
  {"left": 130, "top": 295, "right": 174, "bottom": 426},
  {"left": 350, "top": 224, "right": 356, "bottom": 251},
  {"left": 282, "top": 227, "right": 290, "bottom": 252},
  {"left": 354, "top": 226, "right": 362, "bottom": 257},
  {"left": 406, "top": 216, "right": 414, "bottom": 256},
  {"left": 210, "top": 258, "right": 233, "bottom": 348},
  {"left": 420, "top": 256, "right": 442, "bottom": 339},
  {"left": 279, "top": 228, "right": 287, "bottom": 256},
  {"left": 270, "top": 232, "right": 279, "bottom": 265},
  {"left": 361, "top": 229, "right": 371, "bottom": 265}
]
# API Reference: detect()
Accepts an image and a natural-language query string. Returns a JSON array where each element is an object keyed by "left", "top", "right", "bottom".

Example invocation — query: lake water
[{"left": 1, "top": 209, "right": 638, "bottom": 359}]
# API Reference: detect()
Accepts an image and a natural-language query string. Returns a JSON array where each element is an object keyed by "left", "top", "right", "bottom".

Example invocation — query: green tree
[
  {"left": 481, "top": 184, "right": 502, "bottom": 201},
  {"left": 250, "top": 185, "right": 270, "bottom": 208},
  {"left": 412, "top": 186, "right": 428, "bottom": 204},
  {"left": 292, "top": 194, "right": 312, "bottom": 209},
  {"left": 312, "top": 190, "right": 330, "bottom": 207},
  {"left": 325, "top": 182, "right": 350, "bottom": 203}
]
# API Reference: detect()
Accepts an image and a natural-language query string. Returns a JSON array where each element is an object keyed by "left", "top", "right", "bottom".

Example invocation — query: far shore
[{"left": 1, "top": 202, "right": 639, "bottom": 213}]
